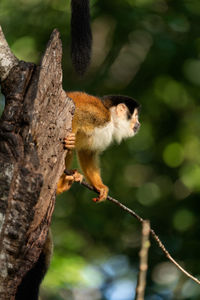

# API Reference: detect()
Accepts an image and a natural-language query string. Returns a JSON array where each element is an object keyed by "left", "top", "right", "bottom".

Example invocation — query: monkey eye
[{"left": 127, "top": 111, "right": 132, "bottom": 119}]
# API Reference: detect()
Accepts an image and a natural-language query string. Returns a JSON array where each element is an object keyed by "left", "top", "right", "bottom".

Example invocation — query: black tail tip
[
  {"left": 71, "top": 46, "right": 92, "bottom": 76},
  {"left": 70, "top": 0, "right": 92, "bottom": 75}
]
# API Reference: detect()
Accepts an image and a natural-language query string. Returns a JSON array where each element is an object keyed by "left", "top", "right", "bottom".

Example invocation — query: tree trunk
[{"left": 0, "top": 29, "right": 74, "bottom": 299}]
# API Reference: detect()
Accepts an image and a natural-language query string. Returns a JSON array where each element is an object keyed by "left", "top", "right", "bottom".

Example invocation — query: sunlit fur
[
  {"left": 91, "top": 107, "right": 139, "bottom": 151},
  {"left": 58, "top": 91, "right": 140, "bottom": 203},
  {"left": 91, "top": 120, "right": 114, "bottom": 151},
  {"left": 111, "top": 108, "right": 137, "bottom": 144}
]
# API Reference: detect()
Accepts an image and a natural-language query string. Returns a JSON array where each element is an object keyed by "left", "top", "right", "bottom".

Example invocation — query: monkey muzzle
[{"left": 133, "top": 122, "right": 140, "bottom": 133}]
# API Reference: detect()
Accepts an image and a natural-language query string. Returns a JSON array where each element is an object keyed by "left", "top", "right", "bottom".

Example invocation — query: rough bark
[{"left": 0, "top": 29, "right": 74, "bottom": 299}]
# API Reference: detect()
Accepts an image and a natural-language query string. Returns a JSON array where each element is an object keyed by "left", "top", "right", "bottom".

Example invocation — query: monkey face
[
  {"left": 111, "top": 104, "right": 140, "bottom": 143},
  {"left": 130, "top": 108, "right": 140, "bottom": 134}
]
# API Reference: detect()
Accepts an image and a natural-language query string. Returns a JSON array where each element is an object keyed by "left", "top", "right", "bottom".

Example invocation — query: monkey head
[{"left": 102, "top": 95, "right": 141, "bottom": 143}]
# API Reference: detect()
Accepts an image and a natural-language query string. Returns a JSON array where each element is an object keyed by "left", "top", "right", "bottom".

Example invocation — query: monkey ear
[{"left": 116, "top": 103, "right": 127, "bottom": 117}]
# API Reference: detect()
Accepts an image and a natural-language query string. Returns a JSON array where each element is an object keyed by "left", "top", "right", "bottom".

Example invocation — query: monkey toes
[
  {"left": 70, "top": 169, "right": 83, "bottom": 183},
  {"left": 64, "top": 133, "right": 76, "bottom": 150},
  {"left": 64, "top": 169, "right": 83, "bottom": 184},
  {"left": 57, "top": 170, "right": 83, "bottom": 194},
  {"left": 93, "top": 185, "right": 109, "bottom": 202}
]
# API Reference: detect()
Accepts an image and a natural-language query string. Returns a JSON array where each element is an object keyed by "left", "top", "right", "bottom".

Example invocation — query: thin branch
[
  {"left": 135, "top": 220, "right": 150, "bottom": 300},
  {"left": 64, "top": 169, "right": 200, "bottom": 286}
]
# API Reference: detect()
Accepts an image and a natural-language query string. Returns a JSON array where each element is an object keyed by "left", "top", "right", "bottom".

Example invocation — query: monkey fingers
[{"left": 64, "top": 133, "right": 76, "bottom": 150}]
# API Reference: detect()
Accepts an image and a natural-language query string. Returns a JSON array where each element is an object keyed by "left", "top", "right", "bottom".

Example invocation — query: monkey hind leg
[
  {"left": 77, "top": 150, "right": 109, "bottom": 202},
  {"left": 57, "top": 149, "right": 75, "bottom": 195}
]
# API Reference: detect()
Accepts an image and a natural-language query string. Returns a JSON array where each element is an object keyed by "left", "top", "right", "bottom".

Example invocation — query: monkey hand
[
  {"left": 93, "top": 184, "right": 109, "bottom": 202},
  {"left": 64, "top": 133, "right": 76, "bottom": 150},
  {"left": 57, "top": 169, "right": 83, "bottom": 195}
]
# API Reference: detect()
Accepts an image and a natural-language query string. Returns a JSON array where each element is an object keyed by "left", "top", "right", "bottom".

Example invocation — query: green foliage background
[{"left": 1, "top": 0, "right": 200, "bottom": 299}]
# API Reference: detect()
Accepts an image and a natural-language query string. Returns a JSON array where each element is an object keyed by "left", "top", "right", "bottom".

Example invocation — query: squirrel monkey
[{"left": 57, "top": 92, "right": 141, "bottom": 201}]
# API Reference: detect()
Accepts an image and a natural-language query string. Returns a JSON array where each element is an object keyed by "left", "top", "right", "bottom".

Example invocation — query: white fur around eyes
[{"left": 90, "top": 109, "right": 135, "bottom": 152}]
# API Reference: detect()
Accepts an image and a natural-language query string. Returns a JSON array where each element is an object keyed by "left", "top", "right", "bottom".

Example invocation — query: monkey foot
[
  {"left": 64, "top": 133, "right": 76, "bottom": 150},
  {"left": 92, "top": 185, "right": 109, "bottom": 202},
  {"left": 57, "top": 169, "right": 83, "bottom": 194},
  {"left": 68, "top": 169, "right": 83, "bottom": 183}
]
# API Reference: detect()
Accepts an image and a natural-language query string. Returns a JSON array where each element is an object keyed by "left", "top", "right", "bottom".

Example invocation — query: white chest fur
[
  {"left": 90, "top": 112, "right": 135, "bottom": 152},
  {"left": 91, "top": 121, "right": 115, "bottom": 152}
]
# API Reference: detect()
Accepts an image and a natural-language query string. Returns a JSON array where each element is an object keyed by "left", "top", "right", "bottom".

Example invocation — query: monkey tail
[
  {"left": 15, "top": 231, "right": 53, "bottom": 300},
  {"left": 71, "top": 0, "right": 92, "bottom": 75}
]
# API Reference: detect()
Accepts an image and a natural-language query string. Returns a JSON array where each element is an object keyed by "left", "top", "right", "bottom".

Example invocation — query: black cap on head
[{"left": 102, "top": 95, "right": 141, "bottom": 116}]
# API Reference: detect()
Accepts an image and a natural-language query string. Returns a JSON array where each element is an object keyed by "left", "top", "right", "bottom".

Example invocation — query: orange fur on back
[
  {"left": 67, "top": 92, "right": 110, "bottom": 128},
  {"left": 66, "top": 92, "right": 111, "bottom": 150}
]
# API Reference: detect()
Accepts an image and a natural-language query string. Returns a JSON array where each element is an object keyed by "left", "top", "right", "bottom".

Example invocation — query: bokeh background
[{"left": 1, "top": 0, "right": 200, "bottom": 299}]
